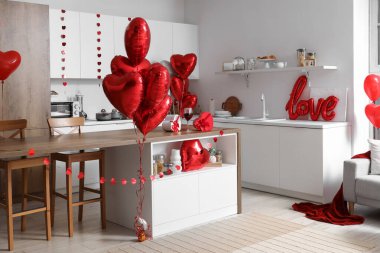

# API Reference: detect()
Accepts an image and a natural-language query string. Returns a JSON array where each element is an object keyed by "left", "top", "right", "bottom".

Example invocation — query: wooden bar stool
[
  {"left": 47, "top": 117, "right": 105, "bottom": 237},
  {"left": 0, "top": 119, "right": 51, "bottom": 251}
]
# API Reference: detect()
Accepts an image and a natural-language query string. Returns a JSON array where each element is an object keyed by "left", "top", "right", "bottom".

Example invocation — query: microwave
[{"left": 51, "top": 101, "right": 81, "bottom": 118}]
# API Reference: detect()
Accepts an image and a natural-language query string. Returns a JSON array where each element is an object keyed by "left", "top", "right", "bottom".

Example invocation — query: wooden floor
[{"left": 0, "top": 188, "right": 379, "bottom": 252}]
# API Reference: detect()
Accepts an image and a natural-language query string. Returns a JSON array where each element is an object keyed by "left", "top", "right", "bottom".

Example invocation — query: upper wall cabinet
[
  {"left": 113, "top": 16, "right": 130, "bottom": 57},
  {"left": 50, "top": 9, "right": 81, "bottom": 78},
  {"left": 172, "top": 23, "right": 199, "bottom": 79},
  {"left": 146, "top": 20, "right": 173, "bottom": 64},
  {"left": 80, "top": 13, "right": 114, "bottom": 79}
]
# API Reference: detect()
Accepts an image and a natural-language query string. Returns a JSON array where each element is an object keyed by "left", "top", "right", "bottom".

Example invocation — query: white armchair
[{"left": 343, "top": 159, "right": 380, "bottom": 213}]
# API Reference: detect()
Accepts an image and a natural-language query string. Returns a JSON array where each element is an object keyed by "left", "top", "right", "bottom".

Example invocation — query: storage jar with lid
[
  {"left": 296, "top": 48, "right": 306, "bottom": 67},
  {"left": 155, "top": 154, "right": 165, "bottom": 174}
]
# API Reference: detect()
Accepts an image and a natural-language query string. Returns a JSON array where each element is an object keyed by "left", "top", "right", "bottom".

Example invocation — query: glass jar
[
  {"left": 216, "top": 150, "right": 223, "bottom": 163},
  {"left": 164, "top": 163, "right": 173, "bottom": 174},
  {"left": 305, "top": 52, "right": 316, "bottom": 66},
  {"left": 155, "top": 154, "right": 165, "bottom": 174},
  {"left": 296, "top": 48, "right": 306, "bottom": 67}
]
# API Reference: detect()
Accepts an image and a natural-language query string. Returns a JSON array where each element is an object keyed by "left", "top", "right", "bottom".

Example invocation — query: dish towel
[{"left": 292, "top": 151, "right": 370, "bottom": 225}]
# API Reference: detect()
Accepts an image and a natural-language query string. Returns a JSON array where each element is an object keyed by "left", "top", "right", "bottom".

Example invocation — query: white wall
[
  {"left": 185, "top": 0, "right": 370, "bottom": 154},
  {"left": 9, "top": 0, "right": 185, "bottom": 22}
]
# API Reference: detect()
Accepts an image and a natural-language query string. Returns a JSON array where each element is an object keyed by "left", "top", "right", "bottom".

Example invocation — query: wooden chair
[
  {"left": 47, "top": 117, "right": 105, "bottom": 237},
  {"left": 0, "top": 119, "right": 51, "bottom": 251}
]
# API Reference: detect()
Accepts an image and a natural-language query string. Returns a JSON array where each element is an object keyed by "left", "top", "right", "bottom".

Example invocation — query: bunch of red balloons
[
  {"left": 103, "top": 17, "right": 172, "bottom": 136},
  {"left": 169, "top": 53, "right": 198, "bottom": 116},
  {"left": 364, "top": 74, "right": 380, "bottom": 128}
]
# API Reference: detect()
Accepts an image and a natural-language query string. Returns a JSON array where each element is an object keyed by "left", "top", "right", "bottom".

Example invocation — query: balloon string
[{"left": 1, "top": 82, "right": 3, "bottom": 120}]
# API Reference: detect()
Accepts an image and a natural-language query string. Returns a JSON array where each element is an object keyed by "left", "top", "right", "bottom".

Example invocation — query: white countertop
[
  {"left": 85, "top": 119, "right": 133, "bottom": 126},
  {"left": 213, "top": 117, "right": 350, "bottom": 129}
]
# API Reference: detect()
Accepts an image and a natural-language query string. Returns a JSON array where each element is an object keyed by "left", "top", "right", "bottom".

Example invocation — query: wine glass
[{"left": 183, "top": 107, "right": 193, "bottom": 132}]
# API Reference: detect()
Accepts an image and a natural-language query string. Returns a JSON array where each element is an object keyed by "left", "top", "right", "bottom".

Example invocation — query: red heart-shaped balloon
[
  {"left": 170, "top": 53, "right": 197, "bottom": 79},
  {"left": 134, "top": 95, "right": 172, "bottom": 135},
  {"left": 180, "top": 139, "right": 210, "bottom": 172},
  {"left": 144, "top": 63, "right": 170, "bottom": 109},
  {"left": 170, "top": 76, "right": 186, "bottom": 101},
  {"left": 365, "top": 103, "right": 380, "bottom": 128},
  {"left": 125, "top": 18, "right": 150, "bottom": 66},
  {"left": 364, "top": 74, "right": 380, "bottom": 101},
  {"left": 0, "top": 51, "right": 21, "bottom": 81},
  {"left": 102, "top": 73, "right": 144, "bottom": 119},
  {"left": 181, "top": 93, "right": 198, "bottom": 116},
  {"left": 193, "top": 112, "right": 214, "bottom": 132},
  {"left": 111, "top": 55, "right": 150, "bottom": 76}
]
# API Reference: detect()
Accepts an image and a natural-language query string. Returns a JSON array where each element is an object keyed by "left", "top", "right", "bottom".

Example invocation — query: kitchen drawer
[
  {"left": 199, "top": 165, "right": 237, "bottom": 213},
  {"left": 152, "top": 175, "right": 199, "bottom": 225}
]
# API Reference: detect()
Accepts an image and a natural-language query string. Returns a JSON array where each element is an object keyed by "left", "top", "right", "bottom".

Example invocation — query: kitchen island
[{"left": 0, "top": 127, "right": 241, "bottom": 237}]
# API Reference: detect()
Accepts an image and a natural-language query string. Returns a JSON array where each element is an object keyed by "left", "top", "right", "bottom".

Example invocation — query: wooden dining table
[{"left": 0, "top": 127, "right": 240, "bottom": 159}]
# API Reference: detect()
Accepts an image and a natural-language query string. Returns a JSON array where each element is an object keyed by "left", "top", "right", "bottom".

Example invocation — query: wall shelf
[{"left": 215, "top": 65, "right": 338, "bottom": 87}]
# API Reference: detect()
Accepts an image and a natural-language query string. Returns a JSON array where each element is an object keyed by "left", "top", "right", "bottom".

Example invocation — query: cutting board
[{"left": 222, "top": 96, "right": 242, "bottom": 116}]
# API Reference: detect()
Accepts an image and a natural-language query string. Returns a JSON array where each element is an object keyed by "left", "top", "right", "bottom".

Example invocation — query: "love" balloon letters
[{"left": 285, "top": 75, "right": 339, "bottom": 121}]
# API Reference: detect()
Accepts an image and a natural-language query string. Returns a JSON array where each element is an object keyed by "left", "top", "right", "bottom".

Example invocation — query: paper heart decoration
[
  {"left": 170, "top": 53, "right": 197, "bottom": 79},
  {"left": 110, "top": 55, "right": 150, "bottom": 76},
  {"left": 102, "top": 72, "right": 144, "bottom": 119},
  {"left": 365, "top": 103, "right": 380, "bottom": 128},
  {"left": 181, "top": 93, "right": 198, "bottom": 116},
  {"left": 180, "top": 139, "right": 210, "bottom": 172},
  {"left": 364, "top": 74, "right": 380, "bottom": 101},
  {"left": 0, "top": 50, "right": 21, "bottom": 81},
  {"left": 134, "top": 95, "right": 172, "bottom": 135},
  {"left": 144, "top": 63, "right": 170, "bottom": 110},
  {"left": 125, "top": 18, "right": 151, "bottom": 66},
  {"left": 193, "top": 112, "right": 214, "bottom": 132}
]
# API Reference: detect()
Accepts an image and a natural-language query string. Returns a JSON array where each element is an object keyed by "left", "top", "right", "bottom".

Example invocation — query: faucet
[{"left": 260, "top": 93, "right": 268, "bottom": 119}]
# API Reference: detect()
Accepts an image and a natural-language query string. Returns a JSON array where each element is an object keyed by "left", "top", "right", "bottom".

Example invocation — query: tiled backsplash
[{"left": 51, "top": 79, "right": 114, "bottom": 119}]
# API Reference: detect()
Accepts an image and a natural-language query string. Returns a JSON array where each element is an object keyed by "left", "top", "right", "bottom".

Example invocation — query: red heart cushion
[
  {"left": 102, "top": 73, "right": 144, "bottom": 119},
  {"left": 0, "top": 50, "right": 21, "bottom": 81},
  {"left": 170, "top": 54, "right": 197, "bottom": 79},
  {"left": 180, "top": 139, "right": 210, "bottom": 172},
  {"left": 365, "top": 103, "right": 380, "bottom": 128}
]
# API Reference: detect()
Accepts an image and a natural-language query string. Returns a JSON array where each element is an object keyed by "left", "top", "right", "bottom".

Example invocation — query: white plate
[{"left": 215, "top": 110, "right": 231, "bottom": 115}]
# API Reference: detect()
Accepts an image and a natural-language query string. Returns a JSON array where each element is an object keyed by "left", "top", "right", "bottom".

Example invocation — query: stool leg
[
  {"left": 50, "top": 159, "right": 56, "bottom": 227},
  {"left": 44, "top": 164, "right": 52, "bottom": 240},
  {"left": 99, "top": 152, "right": 106, "bottom": 229},
  {"left": 66, "top": 161, "right": 74, "bottom": 237},
  {"left": 21, "top": 168, "right": 29, "bottom": 232},
  {"left": 78, "top": 160, "right": 85, "bottom": 222},
  {"left": 6, "top": 168, "right": 14, "bottom": 251}
]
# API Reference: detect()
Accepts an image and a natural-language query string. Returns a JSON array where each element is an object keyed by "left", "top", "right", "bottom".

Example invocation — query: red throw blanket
[{"left": 292, "top": 151, "right": 370, "bottom": 225}]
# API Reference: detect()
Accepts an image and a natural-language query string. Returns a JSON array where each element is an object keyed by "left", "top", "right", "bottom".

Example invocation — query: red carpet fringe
[{"left": 292, "top": 151, "right": 370, "bottom": 225}]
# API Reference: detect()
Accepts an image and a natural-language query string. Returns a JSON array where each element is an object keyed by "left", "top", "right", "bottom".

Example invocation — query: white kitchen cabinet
[
  {"left": 80, "top": 12, "right": 114, "bottom": 78},
  {"left": 279, "top": 127, "right": 323, "bottom": 196},
  {"left": 146, "top": 20, "right": 173, "bottom": 63},
  {"left": 172, "top": 23, "right": 199, "bottom": 79},
  {"left": 214, "top": 120, "right": 351, "bottom": 203},
  {"left": 153, "top": 174, "right": 199, "bottom": 225},
  {"left": 49, "top": 9, "right": 81, "bottom": 78},
  {"left": 113, "top": 16, "right": 130, "bottom": 56}
]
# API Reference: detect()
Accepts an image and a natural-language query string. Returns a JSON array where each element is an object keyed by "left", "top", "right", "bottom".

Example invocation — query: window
[{"left": 370, "top": 0, "right": 380, "bottom": 72}]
